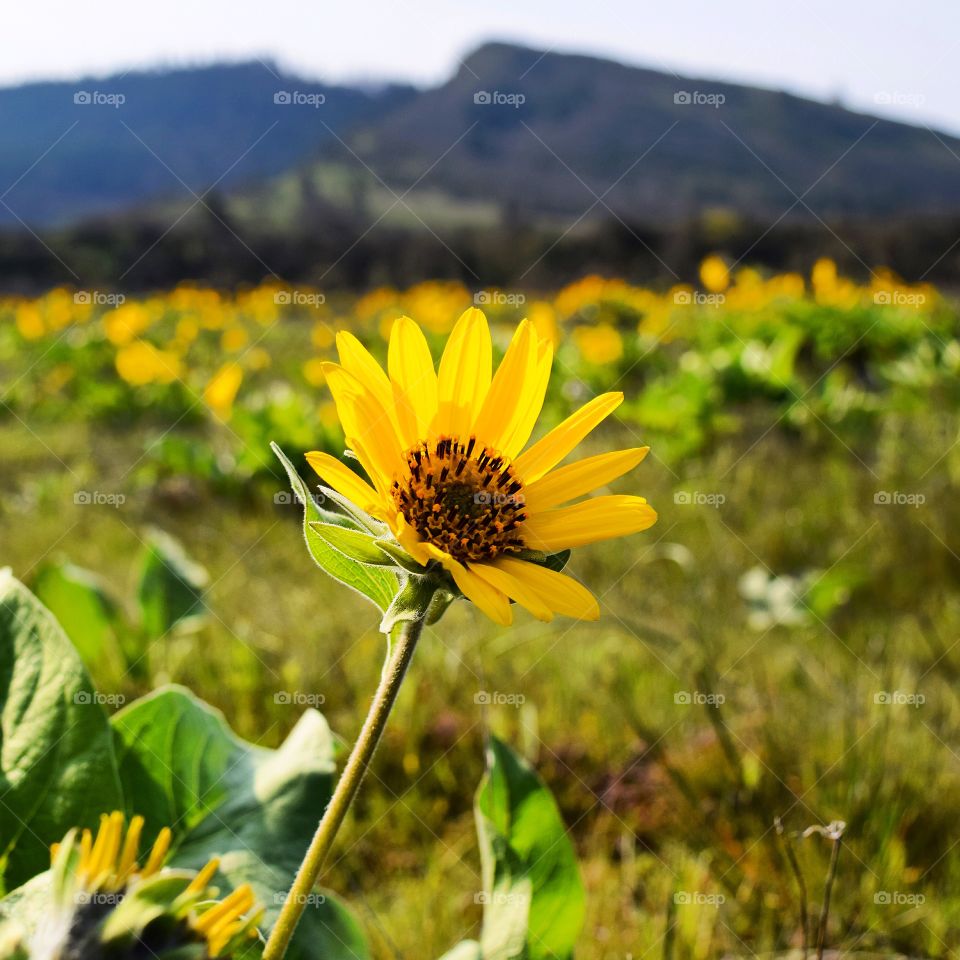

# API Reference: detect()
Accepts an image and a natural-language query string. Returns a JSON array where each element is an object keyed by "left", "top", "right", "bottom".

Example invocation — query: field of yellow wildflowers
[{"left": 1, "top": 259, "right": 959, "bottom": 959}]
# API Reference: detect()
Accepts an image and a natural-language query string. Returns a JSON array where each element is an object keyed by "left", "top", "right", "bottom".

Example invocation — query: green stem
[{"left": 263, "top": 613, "right": 426, "bottom": 959}]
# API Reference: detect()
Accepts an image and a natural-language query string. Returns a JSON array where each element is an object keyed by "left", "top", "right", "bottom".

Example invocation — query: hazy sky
[{"left": 8, "top": 0, "right": 959, "bottom": 133}]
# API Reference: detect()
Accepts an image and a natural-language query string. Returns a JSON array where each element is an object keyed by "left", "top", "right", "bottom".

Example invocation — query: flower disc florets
[{"left": 391, "top": 436, "right": 526, "bottom": 563}]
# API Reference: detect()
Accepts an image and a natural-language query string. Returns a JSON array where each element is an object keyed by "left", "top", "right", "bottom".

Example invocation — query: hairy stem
[{"left": 263, "top": 613, "right": 426, "bottom": 959}]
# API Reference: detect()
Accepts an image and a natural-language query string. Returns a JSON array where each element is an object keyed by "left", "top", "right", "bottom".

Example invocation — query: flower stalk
[{"left": 263, "top": 609, "right": 427, "bottom": 959}]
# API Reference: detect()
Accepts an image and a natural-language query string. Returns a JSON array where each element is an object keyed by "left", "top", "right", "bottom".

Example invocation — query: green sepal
[
  {"left": 380, "top": 575, "right": 442, "bottom": 635},
  {"left": 271, "top": 443, "right": 398, "bottom": 611},
  {"left": 373, "top": 539, "right": 428, "bottom": 575},
  {"left": 515, "top": 549, "right": 572, "bottom": 573},
  {"left": 309, "top": 523, "right": 397, "bottom": 566},
  {"left": 317, "top": 485, "right": 389, "bottom": 535}
]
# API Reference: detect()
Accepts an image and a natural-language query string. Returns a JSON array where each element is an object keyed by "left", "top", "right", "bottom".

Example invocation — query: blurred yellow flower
[
  {"left": 204, "top": 361, "right": 243, "bottom": 418},
  {"left": 572, "top": 324, "right": 624, "bottom": 365},
  {"left": 15, "top": 305, "right": 45, "bottom": 340},
  {"left": 221, "top": 326, "right": 249, "bottom": 352},
  {"left": 699, "top": 255, "right": 730, "bottom": 293},
  {"left": 115, "top": 340, "right": 183, "bottom": 386},
  {"left": 303, "top": 357, "right": 327, "bottom": 387},
  {"left": 105, "top": 304, "right": 152, "bottom": 345}
]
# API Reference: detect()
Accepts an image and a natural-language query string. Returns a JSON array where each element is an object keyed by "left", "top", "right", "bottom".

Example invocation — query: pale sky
[{"left": 8, "top": 0, "right": 959, "bottom": 133}]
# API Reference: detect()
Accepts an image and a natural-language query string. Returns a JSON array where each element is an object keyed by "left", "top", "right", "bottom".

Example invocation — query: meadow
[{"left": 1, "top": 259, "right": 958, "bottom": 958}]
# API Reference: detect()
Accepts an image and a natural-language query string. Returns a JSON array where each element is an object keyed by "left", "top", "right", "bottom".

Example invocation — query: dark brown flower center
[{"left": 391, "top": 436, "right": 526, "bottom": 563}]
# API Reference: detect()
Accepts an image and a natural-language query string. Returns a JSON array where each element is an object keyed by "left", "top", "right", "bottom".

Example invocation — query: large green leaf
[
  {"left": 272, "top": 443, "right": 398, "bottom": 612},
  {"left": 31, "top": 561, "right": 121, "bottom": 665},
  {"left": 111, "top": 686, "right": 369, "bottom": 960},
  {"left": 476, "top": 737, "right": 585, "bottom": 960},
  {"left": 0, "top": 570, "right": 122, "bottom": 893},
  {"left": 136, "top": 528, "right": 209, "bottom": 638}
]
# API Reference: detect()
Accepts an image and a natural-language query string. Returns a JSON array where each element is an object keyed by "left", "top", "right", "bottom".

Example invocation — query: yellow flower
[
  {"left": 104, "top": 304, "right": 151, "bottom": 345},
  {"left": 47, "top": 811, "right": 260, "bottom": 957},
  {"left": 699, "top": 255, "right": 730, "bottom": 293},
  {"left": 115, "top": 340, "right": 183, "bottom": 386},
  {"left": 15, "top": 305, "right": 45, "bottom": 340},
  {"left": 572, "top": 323, "right": 624, "bottom": 365},
  {"left": 221, "top": 326, "right": 249, "bottom": 352},
  {"left": 306, "top": 309, "right": 656, "bottom": 626},
  {"left": 204, "top": 361, "right": 243, "bottom": 418}
]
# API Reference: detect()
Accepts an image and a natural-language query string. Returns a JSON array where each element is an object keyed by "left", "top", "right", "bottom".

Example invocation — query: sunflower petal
[
  {"left": 434, "top": 307, "right": 492, "bottom": 438},
  {"left": 336, "top": 331, "right": 393, "bottom": 411},
  {"left": 305, "top": 451, "right": 381, "bottom": 514},
  {"left": 501, "top": 335, "right": 553, "bottom": 457},
  {"left": 470, "top": 562, "right": 554, "bottom": 622},
  {"left": 495, "top": 557, "right": 600, "bottom": 620},
  {"left": 424, "top": 544, "right": 512, "bottom": 625},
  {"left": 523, "top": 495, "right": 657, "bottom": 550},
  {"left": 512, "top": 392, "right": 624, "bottom": 484},
  {"left": 322, "top": 361, "right": 402, "bottom": 482},
  {"left": 388, "top": 316, "right": 437, "bottom": 446},
  {"left": 523, "top": 447, "right": 650, "bottom": 511}
]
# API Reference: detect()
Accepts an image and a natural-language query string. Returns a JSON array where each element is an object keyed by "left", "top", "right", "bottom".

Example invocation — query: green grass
[{"left": 2, "top": 384, "right": 958, "bottom": 958}]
